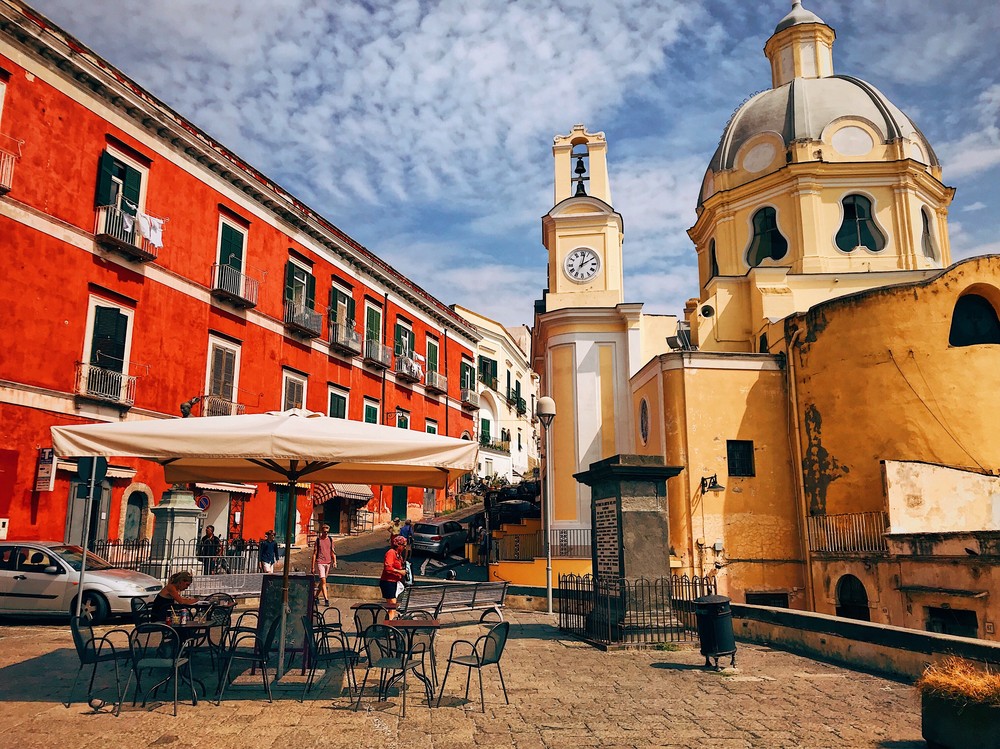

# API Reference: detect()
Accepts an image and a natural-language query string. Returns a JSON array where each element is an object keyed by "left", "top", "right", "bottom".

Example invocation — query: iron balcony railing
[
  {"left": 283, "top": 300, "right": 323, "bottom": 338},
  {"left": 480, "top": 436, "right": 510, "bottom": 453},
  {"left": 74, "top": 362, "right": 137, "bottom": 407},
  {"left": 461, "top": 387, "right": 479, "bottom": 409},
  {"left": 0, "top": 147, "right": 15, "bottom": 194},
  {"left": 94, "top": 205, "right": 161, "bottom": 262},
  {"left": 394, "top": 354, "right": 423, "bottom": 383},
  {"left": 491, "top": 529, "right": 592, "bottom": 562},
  {"left": 478, "top": 373, "right": 498, "bottom": 391},
  {"left": 210, "top": 263, "right": 259, "bottom": 308},
  {"left": 807, "top": 511, "right": 889, "bottom": 554},
  {"left": 363, "top": 339, "right": 393, "bottom": 369},
  {"left": 201, "top": 395, "right": 245, "bottom": 417},
  {"left": 329, "top": 319, "right": 362, "bottom": 355},
  {"left": 515, "top": 396, "right": 527, "bottom": 415},
  {"left": 425, "top": 370, "right": 447, "bottom": 393}
]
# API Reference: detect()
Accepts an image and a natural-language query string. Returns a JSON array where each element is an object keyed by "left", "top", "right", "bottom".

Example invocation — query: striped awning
[
  {"left": 56, "top": 459, "right": 136, "bottom": 480},
  {"left": 312, "top": 482, "right": 374, "bottom": 505},
  {"left": 194, "top": 482, "right": 258, "bottom": 496}
]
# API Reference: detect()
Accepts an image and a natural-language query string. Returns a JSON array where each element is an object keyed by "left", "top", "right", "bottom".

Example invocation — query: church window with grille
[
  {"left": 746, "top": 207, "right": 788, "bottom": 267},
  {"left": 836, "top": 194, "right": 885, "bottom": 252}
]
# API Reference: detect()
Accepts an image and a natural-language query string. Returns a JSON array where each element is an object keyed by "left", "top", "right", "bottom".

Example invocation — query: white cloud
[{"left": 962, "top": 202, "right": 987, "bottom": 212}]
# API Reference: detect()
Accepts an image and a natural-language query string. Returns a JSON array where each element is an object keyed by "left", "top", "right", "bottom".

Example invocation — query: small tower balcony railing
[
  {"left": 200, "top": 395, "right": 246, "bottom": 417},
  {"left": 74, "top": 362, "right": 137, "bottom": 408},
  {"left": 362, "top": 339, "right": 392, "bottom": 369},
  {"left": 807, "top": 511, "right": 889, "bottom": 554},
  {"left": 394, "top": 355, "right": 423, "bottom": 384},
  {"left": 425, "top": 370, "right": 447, "bottom": 394},
  {"left": 283, "top": 300, "right": 323, "bottom": 339},
  {"left": 210, "top": 263, "right": 259, "bottom": 309},
  {"left": 329, "top": 320, "right": 362, "bottom": 356},
  {"left": 94, "top": 205, "right": 162, "bottom": 262},
  {"left": 461, "top": 388, "right": 480, "bottom": 410}
]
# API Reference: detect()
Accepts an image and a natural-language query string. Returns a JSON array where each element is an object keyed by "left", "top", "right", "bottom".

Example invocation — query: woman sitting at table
[{"left": 150, "top": 570, "right": 199, "bottom": 621}]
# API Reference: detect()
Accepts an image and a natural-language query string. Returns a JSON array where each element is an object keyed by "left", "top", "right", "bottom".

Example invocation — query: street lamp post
[{"left": 536, "top": 396, "right": 556, "bottom": 615}]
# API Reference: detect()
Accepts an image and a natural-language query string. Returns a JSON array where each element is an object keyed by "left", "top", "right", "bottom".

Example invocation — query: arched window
[
  {"left": 921, "top": 207, "right": 936, "bottom": 259},
  {"left": 708, "top": 239, "right": 719, "bottom": 279},
  {"left": 835, "top": 574, "right": 870, "bottom": 622},
  {"left": 949, "top": 294, "right": 1000, "bottom": 346},
  {"left": 746, "top": 207, "right": 788, "bottom": 267},
  {"left": 836, "top": 194, "right": 885, "bottom": 252}
]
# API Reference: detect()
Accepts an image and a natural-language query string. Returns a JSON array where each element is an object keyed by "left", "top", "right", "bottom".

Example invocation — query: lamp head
[
  {"left": 701, "top": 474, "right": 725, "bottom": 493},
  {"left": 536, "top": 396, "right": 556, "bottom": 429}
]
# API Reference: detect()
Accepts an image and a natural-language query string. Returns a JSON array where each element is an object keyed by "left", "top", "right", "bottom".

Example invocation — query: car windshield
[
  {"left": 50, "top": 545, "right": 114, "bottom": 571},
  {"left": 414, "top": 524, "right": 439, "bottom": 534}
]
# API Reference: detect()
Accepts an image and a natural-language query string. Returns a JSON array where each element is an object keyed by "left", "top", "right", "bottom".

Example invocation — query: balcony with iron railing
[
  {"left": 283, "top": 300, "right": 323, "bottom": 339},
  {"left": 210, "top": 263, "right": 259, "bottom": 309},
  {"left": 0, "top": 134, "right": 21, "bottom": 195},
  {"left": 329, "top": 319, "right": 362, "bottom": 356},
  {"left": 362, "top": 338, "right": 392, "bottom": 369},
  {"left": 807, "top": 511, "right": 889, "bottom": 554},
  {"left": 94, "top": 205, "right": 162, "bottom": 262},
  {"left": 480, "top": 436, "right": 510, "bottom": 454},
  {"left": 425, "top": 370, "right": 447, "bottom": 394},
  {"left": 461, "top": 387, "right": 480, "bottom": 410},
  {"left": 514, "top": 396, "right": 527, "bottom": 416},
  {"left": 200, "top": 395, "right": 246, "bottom": 417},
  {"left": 491, "top": 529, "right": 592, "bottom": 562},
  {"left": 478, "top": 373, "right": 498, "bottom": 391},
  {"left": 74, "top": 362, "right": 137, "bottom": 408},
  {"left": 394, "top": 354, "right": 423, "bottom": 384}
]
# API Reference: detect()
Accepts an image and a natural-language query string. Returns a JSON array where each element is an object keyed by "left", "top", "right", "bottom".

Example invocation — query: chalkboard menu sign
[{"left": 258, "top": 573, "right": 313, "bottom": 655}]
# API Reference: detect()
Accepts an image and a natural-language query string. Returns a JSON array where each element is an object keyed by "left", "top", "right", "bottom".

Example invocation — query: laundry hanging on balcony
[{"left": 136, "top": 213, "right": 165, "bottom": 248}]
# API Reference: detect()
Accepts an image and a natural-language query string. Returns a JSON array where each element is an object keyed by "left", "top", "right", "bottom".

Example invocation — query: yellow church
[{"left": 530, "top": 1, "right": 1000, "bottom": 640}]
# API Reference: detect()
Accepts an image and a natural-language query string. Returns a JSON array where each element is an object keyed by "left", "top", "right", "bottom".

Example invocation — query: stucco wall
[{"left": 884, "top": 459, "right": 1000, "bottom": 534}]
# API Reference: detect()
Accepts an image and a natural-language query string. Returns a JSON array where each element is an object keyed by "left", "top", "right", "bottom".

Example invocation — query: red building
[{"left": 0, "top": 1, "right": 479, "bottom": 546}]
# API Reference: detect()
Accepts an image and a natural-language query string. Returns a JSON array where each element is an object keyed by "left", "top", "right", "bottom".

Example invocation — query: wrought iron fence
[
  {"left": 557, "top": 573, "right": 716, "bottom": 646},
  {"left": 807, "top": 511, "right": 889, "bottom": 553},
  {"left": 74, "top": 362, "right": 137, "bottom": 406},
  {"left": 91, "top": 538, "right": 264, "bottom": 589}
]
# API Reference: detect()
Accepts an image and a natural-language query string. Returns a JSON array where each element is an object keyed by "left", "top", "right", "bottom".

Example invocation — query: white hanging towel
[
  {"left": 121, "top": 212, "right": 135, "bottom": 234},
  {"left": 136, "top": 213, "right": 151, "bottom": 240},
  {"left": 147, "top": 216, "right": 164, "bottom": 248}
]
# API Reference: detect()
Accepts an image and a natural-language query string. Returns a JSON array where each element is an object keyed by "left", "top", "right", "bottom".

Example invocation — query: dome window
[
  {"left": 836, "top": 195, "right": 885, "bottom": 253},
  {"left": 949, "top": 294, "right": 1000, "bottom": 347},
  {"left": 921, "top": 207, "right": 936, "bottom": 259},
  {"left": 746, "top": 207, "right": 788, "bottom": 267}
]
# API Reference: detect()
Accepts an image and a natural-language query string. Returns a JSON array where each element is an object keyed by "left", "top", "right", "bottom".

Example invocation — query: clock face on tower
[{"left": 563, "top": 247, "right": 601, "bottom": 283}]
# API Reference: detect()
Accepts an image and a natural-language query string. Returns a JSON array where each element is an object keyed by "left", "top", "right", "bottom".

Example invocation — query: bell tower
[{"left": 542, "top": 125, "right": 624, "bottom": 312}]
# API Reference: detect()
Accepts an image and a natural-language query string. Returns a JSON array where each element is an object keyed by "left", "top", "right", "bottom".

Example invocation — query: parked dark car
[
  {"left": 493, "top": 499, "right": 541, "bottom": 526},
  {"left": 411, "top": 519, "right": 468, "bottom": 558},
  {"left": 515, "top": 480, "right": 540, "bottom": 500}
]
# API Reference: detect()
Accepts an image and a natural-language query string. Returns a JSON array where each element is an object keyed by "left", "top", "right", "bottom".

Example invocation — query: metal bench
[{"left": 398, "top": 581, "right": 509, "bottom": 623}]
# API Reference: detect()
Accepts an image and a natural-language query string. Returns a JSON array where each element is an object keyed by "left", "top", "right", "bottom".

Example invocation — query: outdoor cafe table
[{"left": 386, "top": 618, "right": 440, "bottom": 703}]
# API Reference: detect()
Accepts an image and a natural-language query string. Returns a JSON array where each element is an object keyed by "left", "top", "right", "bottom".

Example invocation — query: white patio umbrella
[{"left": 51, "top": 408, "right": 479, "bottom": 676}]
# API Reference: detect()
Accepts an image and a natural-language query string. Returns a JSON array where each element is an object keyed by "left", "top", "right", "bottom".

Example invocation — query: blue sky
[{"left": 29, "top": 1, "right": 1000, "bottom": 327}]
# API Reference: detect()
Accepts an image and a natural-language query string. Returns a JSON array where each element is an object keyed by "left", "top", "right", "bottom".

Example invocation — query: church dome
[{"left": 774, "top": 0, "right": 825, "bottom": 33}]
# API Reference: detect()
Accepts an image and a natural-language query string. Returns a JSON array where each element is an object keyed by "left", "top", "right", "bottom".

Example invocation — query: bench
[{"left": 398, "top": 581, "right": 509, "bottom": 623}]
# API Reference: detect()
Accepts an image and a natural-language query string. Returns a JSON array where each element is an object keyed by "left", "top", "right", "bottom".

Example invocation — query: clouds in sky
[{"left": 27, "top": 0, "right": 1000, "bottom": 325}]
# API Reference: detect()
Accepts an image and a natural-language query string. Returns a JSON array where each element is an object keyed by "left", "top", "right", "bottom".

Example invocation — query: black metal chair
[
  {"left": 66, "top": 616, "right": 131, "bottom": 709},
  {"left": 351, "top": 603, "right": 388, "bottom": 650},
  {"left": 187, "top": 602, "right": 234, "bottom": 673},
  {"left": 216, "top": 615, "right": 282, "bottom": 704},
  {"left": 130, "top": 597, "right": 154, "bottom": 625},
  {"left": 407, "top": 608, "right": 440, "bottom": 688},
  {"left": 436, "top": 620, "right": 510, "bottom": 712},
  {"left": 353, "top": 623, "right": 424, "bottom": 717},
  {"left": 118, "top": 623, "right": 197, "bottom": 716},
  {"left": 299, "top": 615, "right": 361, "bottom": 702}
]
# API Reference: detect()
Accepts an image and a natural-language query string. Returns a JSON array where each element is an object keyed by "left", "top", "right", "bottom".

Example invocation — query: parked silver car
[
  {"left": 0, "top": 541, "right": 162, "bottom": 624},
  {"left": 411, "top": 519, "right": 468, "bottom": 558}
]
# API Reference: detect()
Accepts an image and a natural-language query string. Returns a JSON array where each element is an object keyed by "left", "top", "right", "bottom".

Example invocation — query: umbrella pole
[{"left": 277, "top": 476, "right": 296, "bottom": 680}]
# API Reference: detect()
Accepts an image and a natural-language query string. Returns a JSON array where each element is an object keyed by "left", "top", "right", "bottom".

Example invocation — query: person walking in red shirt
[{"left": 380, "top": 535, "right": 407, "bottom": 619}]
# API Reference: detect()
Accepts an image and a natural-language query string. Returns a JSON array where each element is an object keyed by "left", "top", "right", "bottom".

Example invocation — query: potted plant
[{"left": 915, "top": 656, "right": 1000, "bottom": 749}]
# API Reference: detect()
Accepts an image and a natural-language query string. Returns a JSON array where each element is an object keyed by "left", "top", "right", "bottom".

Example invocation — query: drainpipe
[
  {"left": 443, "top": 329, "right": 449, "bottom": 436},
  {"left": 786, "top": 326, "right": 816, "bottom": 611}
]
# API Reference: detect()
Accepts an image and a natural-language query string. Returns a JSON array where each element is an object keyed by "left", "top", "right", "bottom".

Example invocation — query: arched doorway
[
  {"left": 835, "top": 574, "right": 870, "bottom": 621},
  {"left": 123, "top": 490, "right": 145, "bottom": 540}
]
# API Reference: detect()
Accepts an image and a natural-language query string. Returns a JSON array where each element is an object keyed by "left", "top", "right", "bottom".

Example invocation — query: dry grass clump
[{"left": 916, "top": 657, "right": 1000, "bottom": 706}]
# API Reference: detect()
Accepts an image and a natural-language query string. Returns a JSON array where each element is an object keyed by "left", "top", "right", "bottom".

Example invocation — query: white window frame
[
  {"left": 396, "top": 320, "right": 414, "bottom": 356},
  {"left": 425, "top": 418, "right": 438, "bottom": 435},
  {"left": 363, "top": 397, "right": 380, "bottom": 424},
  {"left": 328, "top": 384, "right": 349, "bottom": 419},
  {"left": 104, "top": 145, "right": 149, "bottom": 215},
  {"left": 365, "top": 302, "right": 383, "bottom": 343},
  {"left": 331, "top": 281, "right": 352, "bottom": 322},
  {"left": 204, "top": 335, "right": 241, "bottom": 403},
  {"left": 0, "top": 78, "right": 6, "bottom": 131},
  {"left": 425, "top": 335, "right": 439, "bottom": 372},
  {"left": 395, "top": 409, "right": 410, "bottom": 429},
  {"left": 287, "top": 257, "right": 312, "bottom": 307},
  {"left": 216, "top": 217, "right": 247, "bottom": 273},
  {"left": 282, "top": 370, "right": 307, "bottom": 411},
  {"left": 81, "top": 295, "right": 135, "bottom": 375}
]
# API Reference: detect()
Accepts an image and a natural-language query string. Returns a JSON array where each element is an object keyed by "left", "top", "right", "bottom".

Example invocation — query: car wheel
[
  {"left": 440, "top": 543, "right": 450, "bottom": 558},
  {"left": 76, "top": 591, "right": 109, "bottom": 624}
]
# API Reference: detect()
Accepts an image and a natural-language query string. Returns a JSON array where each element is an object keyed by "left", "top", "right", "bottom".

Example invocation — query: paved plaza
[{"left": 0, "top": 604, "right": 925, "bottom": 749}]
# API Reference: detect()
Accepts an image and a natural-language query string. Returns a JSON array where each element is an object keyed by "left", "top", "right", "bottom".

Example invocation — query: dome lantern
[{"left": 764, "top": 0, "right": 835, "bottom": 88}]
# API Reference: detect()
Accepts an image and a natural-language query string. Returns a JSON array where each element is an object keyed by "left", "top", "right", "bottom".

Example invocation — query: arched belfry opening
[{"left": 571, "top": 141, "right": 589, "bottom": 197}]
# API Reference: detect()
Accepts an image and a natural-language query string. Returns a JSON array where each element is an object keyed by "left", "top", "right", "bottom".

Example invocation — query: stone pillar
[
  {"left": 574, "top": 454, "right": 681, "bottom": 581},
  {"left": 145, "top": 485, "right": 203, "bottom": 579}
]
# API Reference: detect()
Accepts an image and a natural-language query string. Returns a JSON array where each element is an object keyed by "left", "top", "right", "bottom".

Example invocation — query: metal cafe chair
[
  {"left": 66, "top": 615, "right": 131, "bottom": 709},
  {"left": 351, "top": 603, "right": 388, "bottom": 650},
  {"left": 299, "top": 615, "right": 361, "bottom": 702},
  {"left": 118, "top": 623, "right": 197, "bottom": 717},
  {"left": 406, "top": 608, "right": 440, "bottom": 688},
  {"left": 353, "top": 623, "right": 424, "bottom": 718},
  {"left": 130, "top": 597, "right": 154, "bottom": 625},
  {"left": 436, "top": 620, "right": 510, "bottom": 712},
  {"left": 216, "top": 615, "right": 282, "bottom": 704}
]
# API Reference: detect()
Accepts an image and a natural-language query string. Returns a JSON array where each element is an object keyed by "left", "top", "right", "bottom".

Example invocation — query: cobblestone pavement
[{"left": 0, "top": 604, "right": 925, "bottom": 749}]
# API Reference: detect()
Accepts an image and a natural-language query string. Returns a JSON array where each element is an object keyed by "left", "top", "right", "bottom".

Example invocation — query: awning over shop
[
  {"left": 194, "top": 482, "right": 258, "bottom": 495},
  {"left": 312, "top": 482, "right": 374, "bottom": 506},
  {"left": 56, "top": 459, "right": 136, "bottom": 480}
]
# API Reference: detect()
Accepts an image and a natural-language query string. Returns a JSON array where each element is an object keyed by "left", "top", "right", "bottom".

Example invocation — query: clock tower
[{"left": 542, "top": 125, "right": 625, "bottom": 312}]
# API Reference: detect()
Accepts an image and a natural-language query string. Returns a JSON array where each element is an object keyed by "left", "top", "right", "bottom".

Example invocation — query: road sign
[
  {"left": 76, "top": 456, "right": 108, "bottom": 483},
  {"left": 195, "top": 494, "right": 211, "bottom": 510}
]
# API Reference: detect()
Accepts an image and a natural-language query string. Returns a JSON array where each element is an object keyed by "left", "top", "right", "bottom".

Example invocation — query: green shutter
[
  {"left": 427, "top": 340, "right": 438, "bottom": 373},
  {"left": 329, "top": 289, "right": 341, "bottom": 323},
  {"left": 330, "top": 392, "right": 346, "bottom": 419},
  {"left": 305, "top": 272, "right": 316, "bottom": 310},
  {"left": 121, "top": 165, "right": 141, "bottom": 215},
  {"left": 366, "top": 306, "right": 380, "bottom": 342},
  {"left": 347, "top": 295, "right": 356, "bottom": 325},
  {"left": 394, "top": 323, "right": 404, "bottom": 355},
  {"left": 91, "top": 306, "right": 128, "bottom": 373},
  {"left": 220, "top": 224, "right": 244, "bottom": 269},
  {"left": 95, "top": 151, "right": 117, "bottom": 207},
  {"left": 481, "top": 419, "right": 490, "bottom": 441},
  {"left": 284, "top": 261, "right": 295, "bottom": 303}
]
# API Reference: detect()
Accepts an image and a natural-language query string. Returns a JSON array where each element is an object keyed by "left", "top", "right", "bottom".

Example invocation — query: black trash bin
[{"left": 694, "top": 594, "right": 736, "bottom": 669}]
